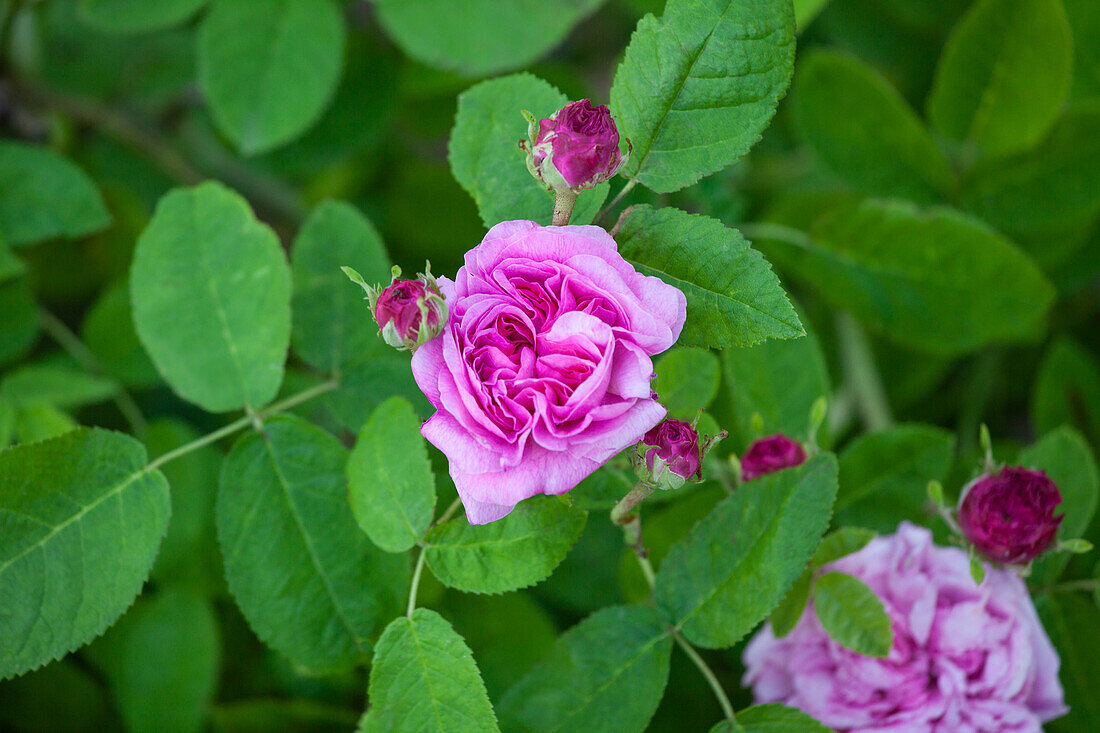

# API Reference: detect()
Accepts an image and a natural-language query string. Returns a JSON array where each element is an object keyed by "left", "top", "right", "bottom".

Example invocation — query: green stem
[
  {"left": 673, "top": 631, "right": 737, "bottom": 725},
  {"left": 1042, "top": 579, "right": 1100, "bottom": 595},
  {"left": 436, "top": 496, "right": 462, "bottom": 525},
  {"left": 551, "top": 190, "right": 578, "bottom": 226},
  {"left": 610, "top": 480, "right": 657, "bottom": 526},
  {"left": 836, "top": 312, "right": 893, "bottom": 431},
  {"left": 738, "top": 222, "right": 815, "bottom": 250},
  {"left": 407, "top": 548, "right": 427, "bottom": 618},
  {"left": 594, "top": 178, "right": 638, "bottom": 227}
]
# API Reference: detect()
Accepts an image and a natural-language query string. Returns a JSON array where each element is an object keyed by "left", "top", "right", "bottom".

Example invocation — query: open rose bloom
[
  {"left": 744, "top": 523, "right": 1067, "bottom": 732},
  {"left": 411, "top": 220, "right": 686, "bottom": 523}
]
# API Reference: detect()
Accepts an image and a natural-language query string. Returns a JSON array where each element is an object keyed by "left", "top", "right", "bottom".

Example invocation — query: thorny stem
[
  {"left": 38, "top": 309, "right": 149, "bottom": 437},
  {"left": 594, "top": 178, "right": 638, "bottom": 226},
  {"left": 407, "top": 497, "right": 462, "bottom": 617},
  {"left": 551, "top": 190, "right": 578, "bottom": 226}
]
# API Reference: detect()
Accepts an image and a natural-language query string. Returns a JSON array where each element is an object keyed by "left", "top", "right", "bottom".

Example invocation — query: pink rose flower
[
  {"left": 743, "top": 522, "right": 1067, "bottom": 732},
  {"left": 741, "top": 433, "right": 807, "bottom": 481},
  {"left": 411, "top": 221, "right": 686, "bottom": 524},
  {"left": 525, "top": 99, "right": 626, "bottom": 192},
  {"left": 958, "top": 467, "right": 1064, "bottom": 565}
]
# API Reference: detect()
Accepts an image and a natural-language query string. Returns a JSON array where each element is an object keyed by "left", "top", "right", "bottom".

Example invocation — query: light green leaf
[
  {"left": 769, "top": 199, "right": 1056, "bottom": 355},
  {"left": 928, "top": 0, "right": 1072, "bottom": 157},
  {"left": 347, "top": 397, "right": 435, "bottom": 553},
  {"left": 291, "top": 200, "right": 391, "bottom": 372},
  {"left": 655, "top": 454, "right": 839, "bottom": 648},
  {"left": 216, "top": 416, "right": 407, "bottom": 672},
  {"left": 425, "top": 496, "right": 586, "bottom": 594},
  {"left": 0, "top": 428, "right": 170, "bottom": 679},
  {"left": 13, "top": 404, "right": 78, "bottom": 444},
  {"left": 813, "top": 571, "right": 892, "bottom": 657},
  {"left": 448, "top": 74, "right": 608, "bottom": 228},
  {"left": 615, "top": 206, "right": 802, "bottom": 349},
  {"left": 711, "top": 702, "right": 834, "bottom": 731},
  {"left": 375, "top": 0, "right": 603, "bottom": 78},
  {"left": 611, "top": 0, "right": 795, "bottom": 193},
  {"left": 834, "top": 424, "right": 955, "bottom": 532},
  {"left": 79, "top": 0, "right": 207, "bottom": 34},
  {"left": 0, "top": 142, "right": 111, "bottom": 247},
  {"left": 88, "top": 589, "right": 219, "bottom": 733},
  {"left": 793, "top": 50, "right": 954, "bottom": 203},
  {"left": 794, "top": 0, "right": 831, "bottom": 30},
  {"left": 811, "top": 526, "right": 878, "bottom": 567},
  {"left": 1031, "top": 337, "right": 1100, "bottom": 448},
  {"left": 498, "top": 605, "right": 672, "bottom": 733},
  {"left": 131, "top": 182, "right": 291, "bottom": 412},
  {"left": 1035, "top": 593, "right": 1100, "bottom": 729},
  {"left": 653, "top": 348, "right": 720, "bottom": 421},
  {"left": 0, "top": 364, "right": 117, "bottom": 409},
  {"left": 81, "top": 281, "right": 160, "bottom": 389},
  {"left": 324, "top": 354, "right": 431, "bottom": 434},
  {"left": 359, "top": 608, "right": 499, "bottom": 733},
  {"left": 198, "top": 0, "right": 345, "bottom": 154}
]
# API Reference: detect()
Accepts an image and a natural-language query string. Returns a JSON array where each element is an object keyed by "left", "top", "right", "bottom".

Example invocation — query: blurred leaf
[
  {"left": 1066, "top": 0, "right": 1100, "bottom": 101},
  {"left": 211, "top": 700, "right": 357, "bottom": 733},
  {"left": 81, "top": 281, "right": 160, "bottom": 389},
  {"left": 535, "top": 516, "right": 626, "bottom": 613},
  {"left": 653, "top": 348, "right": 720, "bottom": 421},
  {"left": 13, "top": 403, "right": 78, "bottom": 443},
  {"left": 0, "top": 240, "right": 25, "bottom": 282},
  {"left": 928, "top": 0, "right": 1072, "bottom": 157},
  {"left": 131, "top": 182, "right": 291, "bottom": 412},
  {"left": 0, "top": 659, "right": 112, "bottom": 733},
  {"left": 655, "top": 454, "right": 838, "bottom": 648},
  {"left": 834, "top": 424, "right": 955, "bottom": 532},
  {"left": 795, "top": 0, "right": 831, "bottom": 30},
  {"left": 569, "top": 455, "right": 636, "bottom": 511},
  {"left": 611, "top": 0, "right": 795, "bottom": 192},
  {"left": 812, "top": 571, "right": 892, "bottom": 656},
  {"left": 375, "top": 0, "right": 603, "bottom": 78},
  {"left": 324, "top": 353, "right": 430, "bottom": 434},
  {"left": 425, "top": 496, "right": 587, "bottom": 594},
  {"left": 89, "top": 589, "right": 220, "bottom": 733},
  {"left": 793, "top": 50, "right": 954, "bottom": 203},
  {"left": 767, "top": 200, "right": 1056, "bottom": 355},
  {"left": 499, "top": 605, "right": 672, "bottom": 733},
  {"left": 79, "top": 0, "right": 207, "bottom": 34},
  {"left": 197, "top": 0, "right": 345, "bottom": 154},
  {"left": 1036, "top": 593, "right": 1100, "bottom": 730},
  {"left": 291, "top": 200, "right": 390, "bottom": 372},
  {"left": 768, "top": 570, "right": 813, "bottom": 638},
  {"left": 448, "top": 73, "right": 608, "bottom": 228},
  {"left": 711, "top": 702, "right": 833, "bottom": 731},
  {"left": 0, "top": 363, "right": 117, "bottom": 408},
  {"left": 347, "top": 397, "right": 436, "bottom": 553},
  {"left": 616, "top": 206, "right": 803, "bottom": 349},
  {"left": 1032, "top": 337, "right": 1100, "bottom": 448},
  {"left": 0, "top": 142, "right": 111, "bottom": 247},
  {"left": 0, "top": 428, "right": 170, "bottom": 679},
  {"left": 360, "top": 608, "right": 499, "bottom": 733},
  {"left": 216, "top": 416, "right": 407, "bottom": 672},
  {"left": 811, "top": 526, "right": 878, "bottom": 566}
]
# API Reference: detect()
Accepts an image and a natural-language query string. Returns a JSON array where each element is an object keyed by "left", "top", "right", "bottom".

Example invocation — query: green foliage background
[{"left": 2, "top": 0, "right": 1099, "bottom": 731}]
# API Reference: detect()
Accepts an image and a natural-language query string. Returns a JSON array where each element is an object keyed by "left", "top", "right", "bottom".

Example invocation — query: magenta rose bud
[
  {"left": 958, "top": 466, "right": 1064, "bottom": 565},
  {"left": 641, "top": 418, "right": 702, "bottom": 490},
  {"left": 740, "top": 434, "right": 807, "bottom": 482},
  {"left": 411, "top": 220, "right": 686, "bottom": 524},
  {"left": 374, "top": 278, "right": 445, "bottom": 350},
  {"left": 522, "top": 99, "right": 627, "bottom": 193}
]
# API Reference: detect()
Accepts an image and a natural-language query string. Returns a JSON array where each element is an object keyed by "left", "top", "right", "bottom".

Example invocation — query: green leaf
[
  {"left": 498, "top": 605, "right": 672, "bottom": 733},
  {"left": 324, "top": 353, "right": 431, "bottom": 434},
  {"left": 81, "top": 281, "right": 160, "bottom": 389},
  {"left": 769, "top": 200, "right": 1056, "bottom": 355},
  {"left": 1036, "top": 593, "right": 1100, "bottom": 730},
  {"left": 0, "top": 240, "right": 25, "bottom": 282},
  {"left": 291, "top": 200, "right": 391, "bottom": 372},
  {"left": 711, "top": 702, "right": 834, "bottom": 731},
  {"left": 0, "top": 659, "right": 112, "bottom": 733},
  {"left": 359, "top": 608, "right": 499, "bottom": 733},
  {"left": 655, "top": 454, "right": 839, "bottom": 648},
  {"left": 13, "top": 404, "right": 78, "bottom": 444},
  {"left": 719, "top": 317, "right": 830, "bottom": 450},
  {"left": 212, "top": 700, "right": 357, "bottom": 732},
  {"left": 448, "top": 74, "right": 608, "bottom": 228},
  {"left": 216, "top": 415, "right": 407, "bottom": 672},
  {"left": 79, "top": 0, "right": 207, "bottom": 34},
  {"left": 375, "top": 0, "right": 603, "bottom": 78},
  {"left": 615, "top": 206, "right": 802, "bottom": 349},
  {"left": 811, "top": 526, "right": 878, "bottom": 566},
  {"left": 347, "top": 397, "right": 436, "bottom": 553},
  {"left": 0, "top": 428, "right": 170, "bottom": 679},
  {"left": 812, "top": 571, "right": 892, "bottom": 657},
  {"left": 768, "top": 571, "right": 813, "bottom": 638},
  {"left": 793, "top": 50, "right": 954, "bottom": 203},
  {"left": 1066, "top": 0, "right": 1100, "bottom": 101},
  {"left": 131, "top": 182, "right": 291, "bottom": 412},
  {"left": 88, "top": 589, "right": 219, "bottom": 733},
  {"left": 0, "top": 278, "right": 38, "bottom": 368},
  {"left": 834, "top": 424, "right": 955, "bottom": 532},
  {"left": 425, "top": 496, "right": 586, "bottom": 594},
  {"left": 794, "top": 0, "right": 831, "bottom": 30},
  {"left": 611, "top": 0, "right": 796, "bottom": 192},
  {"left": 198, "top": 0, "right": 345, "bottom": 154},
  {"left": 0, "top": 364, "right": 117, "bottom": 409},
  {"left": 1032, "top": 337, "right": 1100, "bottom": 449},
  {"left": 0, "top": 142, "right": 111, "bottom": 247},
  {"left": 928, "top": 0, "right": 1072, "bottom": 157},
  {"left": 652, "top": 348, "right": 721, "bottom": 421},
  {"left": 1018, "top": 426, "right": 1099, "bottom": 585}
]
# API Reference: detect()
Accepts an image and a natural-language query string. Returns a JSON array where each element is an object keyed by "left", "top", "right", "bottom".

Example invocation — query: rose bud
[
  {"left": 740, "top": 434, "right": 807, "bottom": 482},
  {"left": 957, "top": 466, "right": 1064, "bottom": 565},
  {"left": 640, "top": 418, "right": 702, "bottom": 490},
  {"left": 342, "top": 264, "right": 447, "bottom": 352},
  {"left": 520, "top": 99, "right": 627, "bottom": 193}
]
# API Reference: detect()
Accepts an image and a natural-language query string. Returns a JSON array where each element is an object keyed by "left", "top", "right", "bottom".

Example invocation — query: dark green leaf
[
  {"left": 0, "top": 278, "right": 38, "bottom": 368},
  {"left": 653, "top": 348, "right": 721, "bottom": 420},
  {"left": 81, "top": 281, "right": 160, "bottom": 389},
  {"left": 711, "top": 702, "right": 833, "bottom": 731},
  {"left": 0, "top": 659, "right": 112, "bottom": 733},
  {"left": 1036, "top": 593, "right": 1100, "bottom": 730},
  {"left": 0, "top": 364, "right": 117, "bottom": 409},
  {"left": 79, "top": 0, "right": 207, "bottom": 34},
  {"left": 1031, "top": 337, "right": 1100, "bottom": 448},
  {"left": 324, "top": 354, "right": 431, "bottom": 434},
  {"left": 1066, "top": 0, "right": 1100, "bottom": 101},
  {"left": 812, "top": 571, "right": 892, "bottom": 656}
]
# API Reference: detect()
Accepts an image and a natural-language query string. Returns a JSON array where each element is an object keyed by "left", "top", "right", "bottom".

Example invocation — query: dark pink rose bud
[
  {"left": 958, "top": 467, "right": 1063, "bottom": 565},
  {"left": 343, "top": 263, "right": 447, "bottom": 352},
  {"left": 641, "top": 418, "right": 702, "bottom": 490},
  {"left": 521, "top": 99, "right": 627, "bottom": 193},
  {"left": 740, "top": 434, "right": 807, "bottom": 482}
]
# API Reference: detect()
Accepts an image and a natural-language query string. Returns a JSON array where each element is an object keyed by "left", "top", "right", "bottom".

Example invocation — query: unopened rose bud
[
  {"left": 958, "top": 466, "right": 1063, "bottom": 565},
  {"left": 740, "top": 434, "right": 807, "bottom": 482},
  {"left": 641, "top": 418, "right": 701, "bottom": 490},
  {"left": 342, "top": 263, "right": 447, "bottom": 352},
  {"left": 520, "top": 99, "right": 627, "bottom": 194}
]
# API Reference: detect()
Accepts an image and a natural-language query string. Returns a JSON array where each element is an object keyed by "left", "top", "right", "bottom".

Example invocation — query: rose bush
[{"left": 411, "top": 220, "right": 686, "bottom": 523}]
